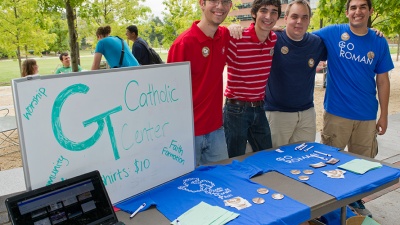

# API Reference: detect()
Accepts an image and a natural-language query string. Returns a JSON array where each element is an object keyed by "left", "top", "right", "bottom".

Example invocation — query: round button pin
[
  {"left": 272, "top": 193, "right": 284, "bottom": 200},
  {"left": 252, "top": 197, "right": 265, "bottom": 204},
  {"left": 303, "top": 169, "right": 314, "bottom": 175},
  {"left": 257, "top": 188, "right": 269, "bottom": 194},
  {"left": 290, "top": 169, "right": 301, "bottom": 175},
  {"left": 299, "top": 175, "right": 310, "bottom": 181}
]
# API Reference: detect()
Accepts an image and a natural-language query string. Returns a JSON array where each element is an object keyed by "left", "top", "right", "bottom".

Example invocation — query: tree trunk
[
  {"left": 24, "top": 45, "right": 28, "bottom": 59},
  {"left": 13, "top": 5, "right": 22, "bottom": 76},
  {"left": 397, "top": 34, "right": 399, "bottom": 62},
  {"left": 17, "top": 45, "right": 22, "bottom": 76},
  {"left": 65, "top": 0, "right": 79, "bottom": 72}
]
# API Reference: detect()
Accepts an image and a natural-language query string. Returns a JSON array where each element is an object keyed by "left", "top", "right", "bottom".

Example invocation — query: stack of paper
[
  {"left": 338, "top": 159, "right": 382, "bottom": 174},
  {"left": 171, "top": 201, "right": 239, "bottom": 225}
]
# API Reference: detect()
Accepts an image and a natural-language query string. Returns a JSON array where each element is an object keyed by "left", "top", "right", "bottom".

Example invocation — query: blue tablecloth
[
  {"left": 242, "top": 142, "right": 400, "bottom": 200},
  {"left": 116, "top": 161, "right": 310, "bottom": 225}
]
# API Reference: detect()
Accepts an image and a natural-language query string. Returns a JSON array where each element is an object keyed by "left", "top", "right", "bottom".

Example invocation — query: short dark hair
[
  {"left": 59, "top": 52, "right": 68, "bottom": 61},
  {"left": 251, "top": 0, "right": 282, "bottom": 21},
  {"left": 126, "top": 25, "right": 138, "bottom": 36},
  {"left": 346, "top": 0, "right": 372, "bottom": 11}
]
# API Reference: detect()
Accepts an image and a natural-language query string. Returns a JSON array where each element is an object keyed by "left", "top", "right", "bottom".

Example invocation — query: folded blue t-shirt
[
  {"left": 116, "top": 161, "right": 310, "bottom": 225},
  {"left": 242, "top": 142, "right": 400, "bottom": 200}
]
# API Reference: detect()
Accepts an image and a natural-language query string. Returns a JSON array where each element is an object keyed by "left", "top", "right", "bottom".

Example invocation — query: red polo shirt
[{"left": 168, "top": 21, "right": 229, "bottom": 136}]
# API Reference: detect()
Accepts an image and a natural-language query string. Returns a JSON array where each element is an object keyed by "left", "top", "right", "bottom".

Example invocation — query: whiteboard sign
[{"left": 12, "top": 63, "right": 195, "bottom": 204}]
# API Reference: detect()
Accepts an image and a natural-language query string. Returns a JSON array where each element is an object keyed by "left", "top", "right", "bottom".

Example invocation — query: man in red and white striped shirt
[{"left": 224, "top": 0, "right": 281, "bottom": 157}]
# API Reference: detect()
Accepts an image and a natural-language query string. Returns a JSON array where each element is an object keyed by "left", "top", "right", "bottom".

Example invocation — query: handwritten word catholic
[
  {"left": 161, "top": 140, "right": 185, "bottom": 165},
  {"left": 124, "top": 80, "right": 178, "bottom": 112},
  {"left": 178, "top": 178, "right": 233, "bottom": 199},
  {"left": 23, "top": 87, "right": 47, "bottom": 120},
  {"left": 46, "top": 155, "right": 69, "bottom": 186}
]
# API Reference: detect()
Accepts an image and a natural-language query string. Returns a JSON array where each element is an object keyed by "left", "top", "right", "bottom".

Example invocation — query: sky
[{"left": 142, "top": 0, "right": 166, "bottom": 19}]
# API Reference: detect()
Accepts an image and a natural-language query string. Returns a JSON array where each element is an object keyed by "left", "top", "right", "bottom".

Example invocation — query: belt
[{"left": 226, "top": 98, "right": 264, "bottom": 107}]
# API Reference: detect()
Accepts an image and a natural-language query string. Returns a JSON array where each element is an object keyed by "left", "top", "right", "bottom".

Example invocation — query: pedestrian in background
[
  {"left": 21, "top": 59, "right": 39, "bottom": 77},
  {"left": 91, "top": 25, "right": 139, "bottom": 70}
]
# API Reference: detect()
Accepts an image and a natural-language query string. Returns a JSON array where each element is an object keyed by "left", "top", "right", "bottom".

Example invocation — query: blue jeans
[
  {"left": 195, "top": 127, "right": 228, "bottom": 166},
  {"left": 223, "top": 103, "right": 272, "bottom": 157}
]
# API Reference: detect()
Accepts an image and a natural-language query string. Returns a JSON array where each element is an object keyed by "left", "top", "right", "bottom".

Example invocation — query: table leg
[{"left": 341, "top": 206, "right": 346, "bottom": 225}]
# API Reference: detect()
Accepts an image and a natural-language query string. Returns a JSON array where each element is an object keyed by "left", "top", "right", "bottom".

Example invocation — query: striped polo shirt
[{"left": 225, "top": 23, "right": 277, "bottom": 102}]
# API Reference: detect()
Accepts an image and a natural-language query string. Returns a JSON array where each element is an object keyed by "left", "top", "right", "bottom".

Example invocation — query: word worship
[
  {"left": 124, "top": 80, "right": 179, "bottom": 112},
  {"left": 23, "top": 87, "right": 47, "bottom": 120}
]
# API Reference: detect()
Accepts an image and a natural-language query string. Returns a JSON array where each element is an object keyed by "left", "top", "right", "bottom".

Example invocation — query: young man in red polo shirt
[
  {"left": 224, "top": 0, "right": 281, "bottom": 157},
  {"left": 167, "top": 0, "right": 232, "bottom": 165}
]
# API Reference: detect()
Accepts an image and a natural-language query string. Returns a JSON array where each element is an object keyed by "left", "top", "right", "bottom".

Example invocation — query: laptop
[{"left": 5, "top": 170, "right": 124, "bottom": 225}]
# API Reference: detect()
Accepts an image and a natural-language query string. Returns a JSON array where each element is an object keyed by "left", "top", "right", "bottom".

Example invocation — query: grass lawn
[
  {"left": 390, "top": 46, "right": 399, "bottom": 54},
  {"left": 0, "top": 50, "right": 168, "bottom": 86}
]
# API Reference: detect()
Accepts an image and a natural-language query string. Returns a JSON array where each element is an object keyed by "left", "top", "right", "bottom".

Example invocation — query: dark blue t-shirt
[
  {"left": 132, "top": 37, "right": 151, "bottom": 65},
  {"left": 264, "top": 31, "right": 327, "bottom": 112}
]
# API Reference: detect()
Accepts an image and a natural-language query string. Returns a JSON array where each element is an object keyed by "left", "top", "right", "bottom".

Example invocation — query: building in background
[{"left": 229, "top": 0, "right": 316, "bottom": 28}]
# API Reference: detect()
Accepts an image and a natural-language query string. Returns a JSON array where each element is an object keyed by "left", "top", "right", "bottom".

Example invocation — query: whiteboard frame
[{"left": 12, "top": 62, "right": 195, "bottom": 203}]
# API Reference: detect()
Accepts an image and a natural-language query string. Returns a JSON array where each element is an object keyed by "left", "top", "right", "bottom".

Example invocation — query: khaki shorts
[
  {"left": 266, "top": 108, "right": 316, "bottom": 148},
  {"left": 321, "top": 112, "right": 378, "bottom": 158}
]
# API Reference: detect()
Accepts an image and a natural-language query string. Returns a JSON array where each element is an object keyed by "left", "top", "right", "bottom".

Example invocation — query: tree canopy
[
  {"left": 313, "top": 0, "right": 400, "bottom": 38},
  {"left": 2, "top": 0, "right": 399, "bottom": 71}
]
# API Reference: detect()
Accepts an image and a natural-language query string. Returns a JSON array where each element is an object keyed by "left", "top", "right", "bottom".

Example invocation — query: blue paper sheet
[
  {"left": 242, "top": 142, "right": 400, "bottom": 200},
  {"left": 116, "top": 161, "right": 310, "bottom": 225}
]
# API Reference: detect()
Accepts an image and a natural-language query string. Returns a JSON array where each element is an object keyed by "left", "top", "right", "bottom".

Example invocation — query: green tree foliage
[
  {"left": 160, "top": 0, "right": 237, "bottom": 49},
  {"left": 47, "top": 15, "right": 69, "bottom": 53},
  {"left": 39, "top": 0, "right": 86, "bottom": 72},
  {"left": 79, "top": 0, "right": 152, "bottom": 50},
  {"left": 149, "top": 17, "right": 165, "bottom": 46},
  {"left": 153, "top": 36, "right": 160, "bottom": 49},
  {"left": 313, "top": 0, "right": 400, "bottom": 38},
  {"left": 160, "top": 0, "right": 201, "bottom": 49},
  {"left": 0, "top": 0, "right": 56, "bottom": 74}
]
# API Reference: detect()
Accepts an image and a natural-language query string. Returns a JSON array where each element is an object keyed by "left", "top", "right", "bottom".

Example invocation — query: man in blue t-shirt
[
  {"left": 313, "top": 0, "right": 394, "bottom": 217},
  {"left": 264, "top": 0, "right": 327, "bottom": 148},
  {"left": 313, "top": 0, "right": 393, "bottom": 158},
  {"left": 91, "top": 25, "right": 139, "bottom": 69}
]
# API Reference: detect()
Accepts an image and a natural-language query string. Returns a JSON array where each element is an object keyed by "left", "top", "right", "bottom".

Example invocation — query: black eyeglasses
[{"left": 206, "top": 0, "right": 232, "bottom": 7}]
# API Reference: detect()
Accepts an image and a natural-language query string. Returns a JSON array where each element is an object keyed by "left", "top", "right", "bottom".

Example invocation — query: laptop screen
[{"left": 6, "top": 170, "right": 118, "bottom": 225}]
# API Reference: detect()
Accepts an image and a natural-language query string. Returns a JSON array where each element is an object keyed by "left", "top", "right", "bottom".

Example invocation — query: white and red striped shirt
[{"left": 225, "top": 23, "right": 277, "bottom": 101}]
